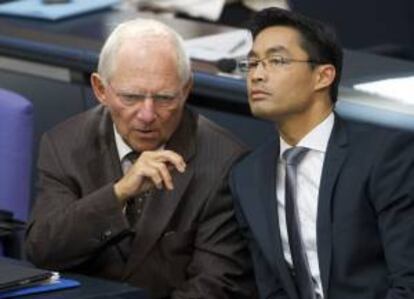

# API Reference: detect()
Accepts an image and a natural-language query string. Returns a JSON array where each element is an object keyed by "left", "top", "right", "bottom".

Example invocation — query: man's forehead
[{"left": 249, "top": 26, "right": 302, "bottom": 56}]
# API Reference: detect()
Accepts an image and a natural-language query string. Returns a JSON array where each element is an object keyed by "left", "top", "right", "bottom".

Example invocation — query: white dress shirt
[
  {"left": 276, "top": 113, "right": 334, "bottom": 298},
  {"left": 114, "top": 125, "right": 134, "bottom": 173}
]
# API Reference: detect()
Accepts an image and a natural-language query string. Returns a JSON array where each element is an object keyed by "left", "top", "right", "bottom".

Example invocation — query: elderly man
[{"left": 26, "top": 19, "right": 253, "bottom": 299}]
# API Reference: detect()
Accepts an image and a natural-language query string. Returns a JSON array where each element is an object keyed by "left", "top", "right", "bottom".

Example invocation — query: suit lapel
[
  {"left": 317, "top": 115, "right": 348, "bottom": 297},
  {"left": 242, "top": 138, "right": 298, "bottom": 299},
  {"left": 82, "top": 107, "right": 135, "bottom": 263},
  {"left": 123, "top": 108, "right": 196, "bottom": 278},
  {"left": 85, "top": 106, "right": 123, "bottom": 191},
  {"left": 251, "top": 139, "right": 279, "bottom": 267}
]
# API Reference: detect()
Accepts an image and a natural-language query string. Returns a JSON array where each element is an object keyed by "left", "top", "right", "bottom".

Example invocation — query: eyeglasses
[
  {"left": 107, "top": 82, "right": 181, "bottom": 108},
  {"left": 238, "top": 55, "right": 321, "bottom": 74}
]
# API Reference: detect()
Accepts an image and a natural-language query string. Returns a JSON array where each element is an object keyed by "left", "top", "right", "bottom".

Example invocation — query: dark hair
[{"left": 248, "top": 7, "right": 343, "bottom": 103}]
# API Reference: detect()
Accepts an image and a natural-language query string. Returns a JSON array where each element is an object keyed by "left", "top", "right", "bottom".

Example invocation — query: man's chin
[
  {"left": 132, "top": 140, "right": 163, "bottom": 152},
  {"left": 127, "top": 135, "right": 163, "bottom": 152},
  {"left": 250, "top": 106, "right": 278, "bottom": 121}
]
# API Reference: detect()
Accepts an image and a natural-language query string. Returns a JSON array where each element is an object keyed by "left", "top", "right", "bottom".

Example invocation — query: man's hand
[{"left": 114, "top": 150, "right": 186, "bottom": 203}]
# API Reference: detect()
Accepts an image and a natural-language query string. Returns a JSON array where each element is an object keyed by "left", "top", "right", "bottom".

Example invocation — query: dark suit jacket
[
  {"left": 26, "top": 105, "right": 254, "bottom": 299},
  {"left": 230, "top": 115, "right": 414, "bottom": 299}
]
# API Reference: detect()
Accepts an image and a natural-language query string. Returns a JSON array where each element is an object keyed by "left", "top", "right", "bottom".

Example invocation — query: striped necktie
[{"left": 283, "top": 147, "right": 315, "bottom": 299}]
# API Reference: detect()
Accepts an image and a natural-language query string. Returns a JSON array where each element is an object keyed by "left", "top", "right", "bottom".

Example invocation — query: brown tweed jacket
[{"left": 26, "top": 105, "right": 255, "bottom": 299}]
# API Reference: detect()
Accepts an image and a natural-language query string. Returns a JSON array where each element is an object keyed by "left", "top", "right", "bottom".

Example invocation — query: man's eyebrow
[
  {"left": 248, "top": 45, "right": 289, "bottom": 58},
  {"left": 265, "top": 46, "right": 289, "bottom": 56},
  {"left": 117, "top": 90, "right": 138, "bottom": 95}
]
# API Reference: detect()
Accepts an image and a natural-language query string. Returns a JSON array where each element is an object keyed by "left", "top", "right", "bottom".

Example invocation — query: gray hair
[{"left": 97, "top": 18, "right": 191, "bottom": 85}]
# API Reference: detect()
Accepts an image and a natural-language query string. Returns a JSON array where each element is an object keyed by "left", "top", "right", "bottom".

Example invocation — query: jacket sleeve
[
  {"left": 230, "top": 167, "right": 289, "bottom": 299},
  {"left": 370, "top": 131, "right": 414, "bottom": 298},
  {"left": 171, "top": 169, "right": 256, "bottom": 299},
  {"left": 25, "top": 133, "right": 130, "bottom": 270}
]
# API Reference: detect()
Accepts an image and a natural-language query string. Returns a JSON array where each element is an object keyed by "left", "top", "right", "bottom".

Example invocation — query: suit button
[{"left": 101, "top": 229, "right": 112, "bottom": 241}]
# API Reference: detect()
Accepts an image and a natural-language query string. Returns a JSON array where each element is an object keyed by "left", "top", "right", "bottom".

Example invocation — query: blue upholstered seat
[{"left": 0, "top": 88, "right": 33, "bottom": 257}]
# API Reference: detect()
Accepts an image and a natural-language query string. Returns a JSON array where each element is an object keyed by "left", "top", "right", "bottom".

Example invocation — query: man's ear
[
  {"left": 90, "top": 73, "right": 108, "bottom": 105},
  {"left": 314, "top": 64, "right": 336, "bottom": 92}
]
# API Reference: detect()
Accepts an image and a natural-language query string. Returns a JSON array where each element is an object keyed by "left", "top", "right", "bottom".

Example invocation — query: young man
[
  {"left": 26, "top": 19, "right": 254, "bottom": 299},
  {"left": 231, "top": 7, "right": 414, "bottom": 299}
]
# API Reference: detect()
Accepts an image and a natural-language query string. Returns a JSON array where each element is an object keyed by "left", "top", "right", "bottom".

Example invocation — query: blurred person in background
[{"left": 121, "top": 0, "right": 290, "bottom": 26}]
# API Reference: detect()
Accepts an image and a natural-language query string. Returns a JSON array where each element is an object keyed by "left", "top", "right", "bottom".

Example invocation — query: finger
[
  {"left": 155, "top": 150, "right": 186, "bottom": 173},
  {"left": 144, "top": 167, "right": 163, "bottom": 190},
  {"left": 149, "top": 161, "right": 174, "bottom": 190},
  {"left": 138, "top": 150, "right": 186, "bottom": 174},
  {"left": 129, "top": 157, "right": 166, "bottom": 191}
]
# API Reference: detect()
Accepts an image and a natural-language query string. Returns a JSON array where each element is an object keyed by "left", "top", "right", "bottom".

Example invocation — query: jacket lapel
[
  {"left": 317, "top": 115, "right": 348, "bottom": 297},
  {"left": 82, "top": 107, "right": 134, "bottom": 263},
  {"left": 85, "top": 106, "right": 123, "bottom": 191},
  {"left": 123, "top": 108, "right": 196, "bottom": 278},
  {"left": 242, "top": 138, "right": 298, "bottom": 299}
]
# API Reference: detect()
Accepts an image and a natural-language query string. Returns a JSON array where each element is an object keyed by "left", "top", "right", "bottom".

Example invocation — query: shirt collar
[
  {"left": 279, "top": 112, "right": 335, "bottom": 158},
  {"left": 113, "top": 124, "right": 134, "bottom": 163}
]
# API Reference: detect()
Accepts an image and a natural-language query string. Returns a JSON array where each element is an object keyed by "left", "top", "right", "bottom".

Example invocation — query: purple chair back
[{"left": 0, "top": 88, "right": 33, "bottom": 222}]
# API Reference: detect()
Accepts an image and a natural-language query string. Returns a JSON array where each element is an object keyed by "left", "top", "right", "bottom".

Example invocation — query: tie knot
[
  {"left": 283, "top": 147, "right": 308, "bottom": 166},
  {"left": 125, "top": 151, "right": 139, "bottom": 163}
]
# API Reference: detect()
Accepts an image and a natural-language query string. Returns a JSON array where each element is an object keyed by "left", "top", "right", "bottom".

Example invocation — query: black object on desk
[
  {"left": 0, "top": 259, "right": 79, "bottom": 298},
  {"left": 0, "top": 258, "right": 149, "bottom": 299},
  {"left": 0, "top": 261, "right": 53, "bottom": 291}
]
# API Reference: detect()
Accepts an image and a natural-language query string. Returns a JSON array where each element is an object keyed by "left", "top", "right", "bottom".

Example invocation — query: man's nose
[
  {"left": 137, "top": 98, "right": 156, "bottom": 123},
  {"left": 250, "top": 62, "right": 267, "bottom": 82}
]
